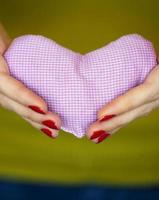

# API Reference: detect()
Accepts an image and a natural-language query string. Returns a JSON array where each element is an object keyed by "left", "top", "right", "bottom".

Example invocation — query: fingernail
[
  {"left": 96, "top": 132, "right": 110, "bottom": 144},
  {"left": 99, "top": 114, "right": 116, "bottom": 122},
  {"left": 41, "top": 128, "right": 56, "bottom": 138},
  {"left": 42, "top": 120, "right": 59, "bottom": 130},
  {"left": 28, "top": 105, "right": 46, "bottom": 114},
  {"left": 90, "top": 130, "right": 109, "bottom": 140}
]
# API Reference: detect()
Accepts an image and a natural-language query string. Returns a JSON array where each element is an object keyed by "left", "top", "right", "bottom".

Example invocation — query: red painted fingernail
[
  {"left": 41, "top": 128, "right": 55, "bottom": 138},
  {"left": 28, "top": 105, "right": 46, "bottom": 114},
  {"left": 42, "top": 120, "right": 59, "bottom": 130},
  {"left": 99, "top": 114, "right": 116, "bottom": 122},
  {"left": 96, "top": 133, "right": 110, "bottom": 144},
  {"left": 90, "top": 130, "right": 109, "bottom": 140}
]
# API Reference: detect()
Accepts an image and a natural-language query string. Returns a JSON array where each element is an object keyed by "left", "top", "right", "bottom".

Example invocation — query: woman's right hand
[{"left": 0, "top": 23, "right": 62, "bottom": 139}]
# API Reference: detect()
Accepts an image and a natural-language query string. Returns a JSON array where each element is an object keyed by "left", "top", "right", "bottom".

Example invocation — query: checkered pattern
[{"left": 4, "top": 34, "right": 157, "bottom": 138}]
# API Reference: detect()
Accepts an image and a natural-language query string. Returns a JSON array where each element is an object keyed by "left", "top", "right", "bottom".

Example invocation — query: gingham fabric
[{"left": 4, "top": 34, "right": 157, "bottom": 138}]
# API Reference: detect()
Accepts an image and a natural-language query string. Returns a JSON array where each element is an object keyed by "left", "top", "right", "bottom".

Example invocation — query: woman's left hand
[{"left": 86, "top": 60, "right": 159, "bottom": 144}]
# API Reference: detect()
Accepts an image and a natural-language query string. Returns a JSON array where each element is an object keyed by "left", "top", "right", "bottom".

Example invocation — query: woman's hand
[
  {"left": 0, "top": 23, "right": 62, "bottom": 139},
  {"left": 86, "top": 59, "right": 159, "bottom": 144}
]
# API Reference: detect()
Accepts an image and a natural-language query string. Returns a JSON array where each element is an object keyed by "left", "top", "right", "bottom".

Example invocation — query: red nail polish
[
  {"left": 41, "top": 128, "right": 54, "bottom": 138},
  {"left": 96, "top": 133, "right": 110, "bottom": 144},
  {"left": 42, "top": 120, "right": 59, "bottom": 130},
  {"left": 28, "top": 105, "right": 46, "bottom": 114},
  {"left": 99, "top": 114, "right": 116, "bottom": 122},
  {"left": 90, "top": 130, "right": 109, "bottom": 140}
]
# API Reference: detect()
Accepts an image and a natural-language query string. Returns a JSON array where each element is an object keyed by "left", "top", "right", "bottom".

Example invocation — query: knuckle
[
  {"left": 142, "top": 105, "right": 152, "bottom": 115},
  {"left": 114, "top": 117, "right": 126, "bottom": 127},
  {"left": 143, "top": 108, "right": 151, "bottom": 117},
  {"left": 142, "top": 112, "right": 149, "bottom": 117},
  {"left": 25, "top": 119, "right": 39, "bottom": 129},
  {"left": 23, "top": 110, "right": 35, "bottom": 120},
  {"left": 125, "top": 96, "right": 136, "bottom": 109},
  {"left": 15, "top": 82, "right": 26, "bottom": 95},
  {"left": 117, "top": 95, "right": 134, "bottom": 112}
]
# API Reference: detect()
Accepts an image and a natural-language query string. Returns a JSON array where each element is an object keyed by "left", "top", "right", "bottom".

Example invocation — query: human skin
[
  {"left": 86, "top": 56, "right": 159, "bottom": 143},
  {"left": 0, "top": 23, "right": 62, "bottom": 139},
  {"left": 1, "top": 23, "right": 159, "bottom": 144}
]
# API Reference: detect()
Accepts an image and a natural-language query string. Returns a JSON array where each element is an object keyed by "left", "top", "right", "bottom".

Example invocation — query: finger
[
  {"left": 97, "top": 81, "right": 158, "bottom": 122},
  {"left": 97, "top": 65, "right": 159, "bottom": 121},
  {"left": 87, "top": 97, "right": 159, "bottom": 143},
  {"left": 101, "top": 97, "right": 159, "bottom": 131},
  {"left": 0, "top": 72, "right": 48, "bottom": 113},
  {"left": 22, "top": 117, "right": 59, "bottom": 139},
  {"left": 90, "top": 127, "right": 121, "bottom": 144},
  {"left": 0, "top": 93, "right": 61, "bottom": 130}
]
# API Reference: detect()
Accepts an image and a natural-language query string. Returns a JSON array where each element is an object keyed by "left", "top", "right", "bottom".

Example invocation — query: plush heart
[{"left": 4, "top": 34, "right": 157, "bottom": 138}]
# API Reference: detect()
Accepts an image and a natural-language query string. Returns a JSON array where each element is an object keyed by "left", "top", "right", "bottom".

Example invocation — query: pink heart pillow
[{"left": 4, "top": 34, "right": 157, "bottom": 138}]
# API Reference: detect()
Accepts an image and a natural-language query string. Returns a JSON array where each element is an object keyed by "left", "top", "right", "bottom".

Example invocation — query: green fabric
[{"left": 0, "top": 0, "right": 159, "bottom": 186}]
